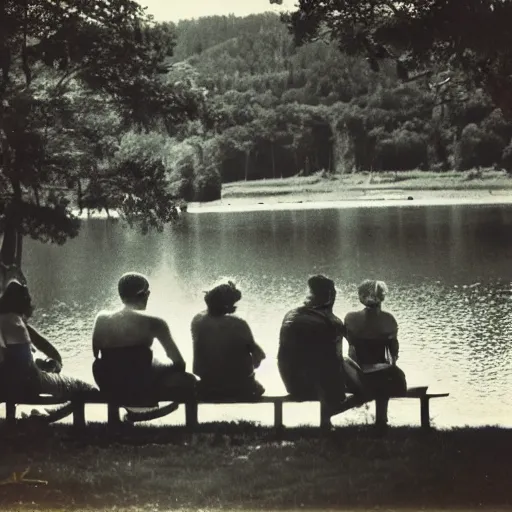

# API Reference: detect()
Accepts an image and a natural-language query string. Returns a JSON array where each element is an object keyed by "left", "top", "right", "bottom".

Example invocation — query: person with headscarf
[
  {"left": 191, "top": 280, "right": 266, "bottom": 400},
  {"left": 92, "top": 272, "right": 197, "bottom": 407},
  {"left": 0, "top": 279, "right": 95, "bottom": 400},
  {"left": 343, "top": 279, "right": 407, "bottom": 425},
  {"left": 278, "top": 275, "right": 352, "bottom": 416}
]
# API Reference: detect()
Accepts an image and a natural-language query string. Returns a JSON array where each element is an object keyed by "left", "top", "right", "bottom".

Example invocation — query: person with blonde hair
[
  {"left": 191, "top": 280, "right": 266, "bottom": 400},
  {"left": 344, "top": 279, "right": 407, "bottom": 426}
]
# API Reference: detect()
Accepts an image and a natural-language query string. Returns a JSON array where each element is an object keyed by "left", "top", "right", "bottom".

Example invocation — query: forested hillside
[{"left": 154, "top": 12, "right": 512, "bottom": 201}]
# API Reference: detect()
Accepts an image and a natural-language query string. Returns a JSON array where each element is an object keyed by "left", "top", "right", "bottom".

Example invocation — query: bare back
[{"left": 93, "top": 308, "right": 156, "bottom": 349}]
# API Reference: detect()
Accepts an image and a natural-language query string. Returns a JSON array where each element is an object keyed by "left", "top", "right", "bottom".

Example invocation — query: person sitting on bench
[
  {"left": 0, "top": 279, "right": 95, "bottom": 401},
  {"left": 92, "top": 272, "right": 196, "bottom": 407},
  {"left": 343, "top": 279, "right": 407, "bottom": 426},
  {"left": 278, "top": 275, "right": 355, "bottom": 417},
  {"left": 191, "top": 280, "right": 266, "bottom": 400}
]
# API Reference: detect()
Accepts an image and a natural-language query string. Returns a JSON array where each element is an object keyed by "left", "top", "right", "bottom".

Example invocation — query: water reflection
[{"left": 18, "top": 203, "right": 512, "bottom": 427}]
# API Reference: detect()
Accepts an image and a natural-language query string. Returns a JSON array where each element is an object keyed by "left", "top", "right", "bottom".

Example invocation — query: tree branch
[
  {"left": 53, "top": 65, "right": 90, "bottom": 93},
  {"left": 22, "top": 0, "right": 32, "bottom": 87}
]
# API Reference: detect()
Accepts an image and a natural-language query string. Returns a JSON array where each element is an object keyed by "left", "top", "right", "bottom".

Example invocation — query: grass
[
  {"left": 220, "top": 169, "right": 512, "bottom": 200},
  {"left": 0, "top": 420, "right": 511, "bottom": 511}
]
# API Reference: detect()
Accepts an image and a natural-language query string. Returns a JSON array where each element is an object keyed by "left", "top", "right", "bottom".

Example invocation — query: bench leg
[
  {"left": 420, "top": 397, "right": 431, "bottom": 429},
  {"left": 185, "top": 402, "right": 198, "bottom": 429},
  {"left": 274, "top": 401, "right": 283, "bottom": 430},
  {"left": 73, "top": 402, "right": 86, "bottom": 428},
  {"left": 375, "top": 398, "right": 389, "bottom": 426},
  {"left": 320, "top": 402, "right": 331, "bottom": 430},
  {"left": 108, "top": 404, "right": 121, "bottom": 426},
  {"left": 6, "top": 402, "right": 16, "bottom": 423}
]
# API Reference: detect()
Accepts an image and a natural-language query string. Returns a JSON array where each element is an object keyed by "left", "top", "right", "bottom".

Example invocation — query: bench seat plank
[{"left": 1, "top": 387, "right": 450, "bottom": 430}]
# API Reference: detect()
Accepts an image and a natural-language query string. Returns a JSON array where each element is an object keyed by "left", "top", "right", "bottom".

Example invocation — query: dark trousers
[
  {"left": 279, "top": 360, "right": 346, "bottom": 406},
  {"left": 197, "top": 375, "right": 265, "bottom": 401},
  {"left": 93, "top": 359, "right": 197, "bottom": 405}
]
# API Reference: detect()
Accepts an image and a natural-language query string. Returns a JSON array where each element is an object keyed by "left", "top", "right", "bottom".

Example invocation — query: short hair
[
  {"left": 0, "top": 279, "right": 31, "bottom": 315},
  {"left": 118, "top": 272, "right": 149, "bottom": 302},
  {"left": 204, "top": 281, "right": 241, "bottom": 316},
  {"left": 308, "top": 274, "right": 335, "bottom": 296}
]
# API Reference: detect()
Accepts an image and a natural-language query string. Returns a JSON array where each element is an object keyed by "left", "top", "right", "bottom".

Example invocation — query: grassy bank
[
  {"left": 0, "top": 420, "right": 510, "bottom": 511},
  {"left": 202, "top": 170, "right": 512, "bottom": 208}
]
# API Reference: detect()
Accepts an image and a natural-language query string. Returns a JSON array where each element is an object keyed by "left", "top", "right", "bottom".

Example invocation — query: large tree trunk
[
  {"left": 244, "top": 150, "right": 250, "bottom": 181},
  {"left": 270, "top": 142, "right": 276, "bottom": 179},
  {"left": 331, "top": 121, "right": 355, "bottom": 174},
  {"left": 0, "top": 219, "right": 25, "bottom": 291},
  {"left": 0, "top": 219, "right": 18, "bottom": 266},
  {"left": 1, "top": 186, "right": 26, "bottom": 290},
  {"left": 429, "top": 102, "right": 450, "bottom": 171}
]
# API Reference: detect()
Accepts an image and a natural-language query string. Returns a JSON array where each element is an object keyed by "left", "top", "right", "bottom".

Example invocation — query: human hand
[{"left": 36, "top": 358, "right": 62, "bottom": 373}]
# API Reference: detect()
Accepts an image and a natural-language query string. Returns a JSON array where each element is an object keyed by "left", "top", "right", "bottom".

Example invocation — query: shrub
[
  {"left": 169, "top": 155, "right": 195, "bottom": 201},
  {"left": 193, "top": 166, "right": 222, "bottom": 202},
  {"left": 501, "top": 142, "right": 512, "bottom": 175},
  {"left": 374, "top": 129, "right": 428, "bottom": 171},
  {"left": 455, "top": 123, "right": 505, "bottom": 171}
]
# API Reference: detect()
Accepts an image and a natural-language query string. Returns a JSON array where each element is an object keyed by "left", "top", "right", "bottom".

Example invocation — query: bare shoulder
[
  {"left": 380, "top": 310, "right": 398, "bottom": 329},
  {"left": 139, "top": 311, "right": 168, "bottom": 330},
  {"left": 93, "top": 310, "right": 114, "bottom": 325},
  {"left": 191, "top": 311, "right": 208, "bottom": 325},
  {"left": 344, "top": 310, "right": 361, "bottom": 324},
  {"left": 229, "top": 314, "right": 250, "bottom": 328}
]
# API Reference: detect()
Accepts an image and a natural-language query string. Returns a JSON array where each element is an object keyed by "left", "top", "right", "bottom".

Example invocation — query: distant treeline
[{"left": 155, "top": 12, "right": 512, "bottom": 200}]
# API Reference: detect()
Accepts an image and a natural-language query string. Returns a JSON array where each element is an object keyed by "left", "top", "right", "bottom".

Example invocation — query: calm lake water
[{"left": 16, "top": 202, "right": 512, "bottom": 428}]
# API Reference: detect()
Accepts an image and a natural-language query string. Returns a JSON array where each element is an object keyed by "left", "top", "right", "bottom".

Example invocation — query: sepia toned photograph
[{"left": 1, "top": 1, "right": 511, "bottom": 510}]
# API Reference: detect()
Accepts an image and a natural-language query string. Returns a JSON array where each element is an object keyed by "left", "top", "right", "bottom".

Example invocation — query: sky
[{"left": 135, "top": 0, "right": 296, "bottom": 22}]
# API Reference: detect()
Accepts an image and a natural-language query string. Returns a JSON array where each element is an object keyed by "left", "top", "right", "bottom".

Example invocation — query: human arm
[
  {"left": 153, "top": 317, "right": 186, "bottom": 371},
  {"left": 387, "top": 336, "right": 399, "bottom": 365},
  {"left": 335, "top": 318, "right": 346, "bottom": 360},
  {"left": 91, "top": 314, "right": 105, "bottom": 360},
  {"left": 251, "top": 342, "right": 266, "bottom": 369},
  {"left": 26, "top": 324, "right": 63, "bottom": 368},
  {"left": 240, "top": 319, "right": 266, "bottom": 368},
  {"left": 386, "top": 316, "right": 399, "bottom": 365}
]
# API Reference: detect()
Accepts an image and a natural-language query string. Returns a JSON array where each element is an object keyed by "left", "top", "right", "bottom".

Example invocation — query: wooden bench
[{"left": 1, "top": 386, "right": 449, "bottom": 430}]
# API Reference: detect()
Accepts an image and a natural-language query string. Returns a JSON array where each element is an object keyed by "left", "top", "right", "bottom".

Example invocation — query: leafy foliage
[
  {"left": 282, "top": 0, "right": 512, "bottom": 119},
  {"left": 0, "top": 0, "right": 201, "bottom": 267}
]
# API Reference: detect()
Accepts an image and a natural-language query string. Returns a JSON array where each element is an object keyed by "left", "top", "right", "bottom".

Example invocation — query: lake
[{"left": 18, "top": 202, "right": 512, "bottom": 428}]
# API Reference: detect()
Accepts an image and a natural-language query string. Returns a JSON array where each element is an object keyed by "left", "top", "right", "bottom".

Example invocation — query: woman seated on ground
[
  {"left": 343, "top": 279, "right": 407, "bottom": 426},
  {"left": 0, "top": 279, "right": 95, "bottom": 400},
  {"left": 92, "top": 272, "right": 197, "bottom": 405},
  {"left": 191, "top": 280, "right": 266, "bottom": 400}
]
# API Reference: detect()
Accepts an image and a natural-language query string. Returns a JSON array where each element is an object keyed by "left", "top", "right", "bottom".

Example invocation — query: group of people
[{"left": 0, "top": 272, "right": 407, "bottom": 425}]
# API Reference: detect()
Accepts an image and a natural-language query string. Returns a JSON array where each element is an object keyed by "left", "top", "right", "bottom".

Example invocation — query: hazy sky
[{"left": 136, "top": 0, "right": 296, "bottom": 22}]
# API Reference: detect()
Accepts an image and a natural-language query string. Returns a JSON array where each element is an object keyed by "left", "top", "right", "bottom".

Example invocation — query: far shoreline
[{"left": 187, "top": 187, "right": 512, "bottom": 213}]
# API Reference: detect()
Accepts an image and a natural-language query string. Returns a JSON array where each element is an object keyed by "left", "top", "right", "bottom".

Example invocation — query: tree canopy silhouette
[
  {"left": 0, "top": 0, "right": 200, "bottom": 275},
  {"left": 282, "top": 0, "right": 512, "bottom": 119}
]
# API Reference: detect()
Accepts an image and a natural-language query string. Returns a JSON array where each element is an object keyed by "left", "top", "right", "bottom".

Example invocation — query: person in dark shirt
[
  {"left": 278, "top": 275, "right": 354, "bottom": 417},
  {"left": 191, "top": 280, "right": 266, "bottom": 400},
  {"left": 344, "top": 279, "right": 407, "bottom": 425}
]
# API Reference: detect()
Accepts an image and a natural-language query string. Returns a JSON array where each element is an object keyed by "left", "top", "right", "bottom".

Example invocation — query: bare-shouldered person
[
  {"left": 343, "top": 279, "right": 407, "bottom": 426},
  {"left": 191, "top": 281, "right": 266, "bottom": 400},
  {"left": 92, "top": 272, "right": 196, "bottom": 402}
]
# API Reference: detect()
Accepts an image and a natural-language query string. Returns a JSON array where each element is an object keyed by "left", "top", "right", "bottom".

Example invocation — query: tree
[
  {"left": 0, "top": 1, "right": 199, "bottom": 284},
  {"left": 281, "top": 0, "right": 512, "bottom": 119}
]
